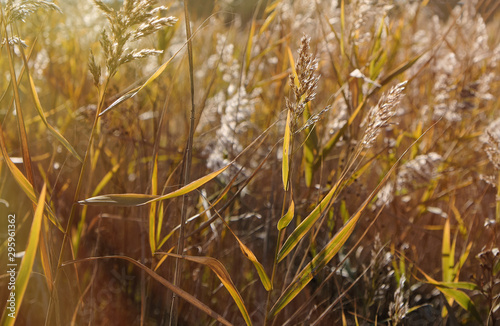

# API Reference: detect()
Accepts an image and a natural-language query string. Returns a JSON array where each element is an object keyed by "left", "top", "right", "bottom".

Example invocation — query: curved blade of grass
[
  {"left": 237, "top": 238, "right": 272, "bottom": 291},
  {"left": 377, "top": 53, "right": 423, "bottom": 88},
  {"left": 157, "top": 253, "right": 252, "bottom": 326},
  {"left": 0, "top": 126, "right": 62, "bottom": 231},
  {"left": 453, "top": 242, "right": 472, "bottom": 280},
  {"left": 493, "top": 257, "right": 500, "bottom": 276},
  {"left": 99, "top": 54, "right": 175, "bottom": 116},
  {"left": 207, "top": 196, "right": 272, "bottom": 291},
  {"left": 429, "top": 282, "right": 479, "bottom": 291},
  {"left": 79, "top": 163, "right": 231, "bottom": 206},
  {"left": 277, "top": 200, "right": 294, "bottom": 230},
  {"left": 78, "top": 193, "right": 157, "bottom": 206},
  {"left": 421, "top": 270, "right": 482, "bottom": 322},
  {"left": 287, "top": 44, "right": 297, "bottom": 82},
  {"left": 62, "top": 255, "right": 232, "bottom": 326},
  {"left": 19, "top": 47, "right": 82, "bottom": 162},
  {"left": 282, "top": 110, "right": 291, "bottom": 191},
  {"left": 0, "top": 184, "right": 46, "bottom": 326}
]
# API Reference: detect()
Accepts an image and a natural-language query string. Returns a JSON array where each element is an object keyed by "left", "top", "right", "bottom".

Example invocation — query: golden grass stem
[{"left": 170, "top": 2, "right": 196, "bottom": 325}]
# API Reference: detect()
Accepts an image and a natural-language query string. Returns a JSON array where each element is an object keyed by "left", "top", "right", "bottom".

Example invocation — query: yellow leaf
[
  {"left": 158, "top": 253, "right": 252, "bottom": 326},
  {"left": 282, "top": 110, "right": 291, "bottom": 191},
  {"left": 1, "top": 185, "right": 46, "bottom": 326}
]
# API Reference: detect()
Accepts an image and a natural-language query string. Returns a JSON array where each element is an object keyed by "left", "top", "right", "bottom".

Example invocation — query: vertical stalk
[{"left": 169, "top": 1, "right": 196, "bottom": 325}]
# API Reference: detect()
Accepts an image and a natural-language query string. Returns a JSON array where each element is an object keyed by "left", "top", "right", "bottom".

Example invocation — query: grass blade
[
  {"left": 237, "top": 238, "right": 272, "bottom": 291},
  {"left": 442, "top": 219, "right": 452, "bottom": 283},
  {"left": 282, "top": 110, "right": 291, "bottom": 191},
  {"left": 79, "top": 162, "right": 232, "bottom": 206},
  {"left": 277, "top": 200, "right": 294, "bottom": 231},
  {"left": 78, "top": 193, "right": 157, "bottom": 206},
  {"left": 206, "top": 196, "right": 272, "bottom": 291},
  {"left": 157, "top": 253, "right": 252, "bottom": 326},
  {"left": 149, "top": 153, "right": 159, "bottom": 254},
  {"left": 259, "top": 3, "right": 278, "bottom": 36},
  {"left": 0, "top": 184, "right": 46, "bottom": 326},
  {"left": 421, "top": 270, "right": 482, "bottom": 322}
]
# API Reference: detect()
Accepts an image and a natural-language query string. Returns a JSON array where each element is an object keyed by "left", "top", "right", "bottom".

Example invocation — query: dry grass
[{"left": 1, "top": 0, "right": 499, "bottom": 325}]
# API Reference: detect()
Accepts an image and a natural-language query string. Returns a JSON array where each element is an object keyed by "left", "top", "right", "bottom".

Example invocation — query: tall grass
[{"left": 0, "top": 0, "right": 499, "bottom": 325}]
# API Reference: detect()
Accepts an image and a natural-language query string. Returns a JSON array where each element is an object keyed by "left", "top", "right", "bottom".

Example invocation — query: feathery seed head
[
  {"left": 485, "top": 130, "right": 500, "bottom": 171},
  {"left": 4, "top": 0, "right": 61, "bottom": 25},
  {"left": 362, "top": 81, "right": 407, "bottom": 149},
  {"left": 92, "top": 0, "right": 177, "bottom": 78},
  {"left": 287, "top": 34, "right": 320, "bottom": 130}
]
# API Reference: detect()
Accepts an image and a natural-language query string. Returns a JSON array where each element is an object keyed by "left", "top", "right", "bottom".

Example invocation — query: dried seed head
[
  {"left": 4, "top": 0, "right": 61, "bottom": 25},
  {"left": 2, "top": 36, "right": 28, "bottom": 48},
  {"left": 92, "top": 0, "right": 177, "bottom": 77},
  {"left": 362, "top": 81, "right": 407, "bottom": 149},
  {"left": 295, "top": 35, "right": 320, "bottom": 104},
  {"left": 88, "top": 50, "right": 101, "bottom": 87},
  {"left": 485, "top": 130, "right": 500, "bottom": 170},
  {"left": 389, "top": 275, "right": 409, "bottom": 324},
  {"left": 286, "top": 34, "right": 321, "bottom": 131},
  {"left": 295, "top": 105, "right": 332, "bottom": 134}
]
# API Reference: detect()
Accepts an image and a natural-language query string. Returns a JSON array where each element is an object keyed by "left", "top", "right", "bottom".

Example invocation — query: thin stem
[{"left": 170, "top": 1, "right": 196, "bottom": 325}]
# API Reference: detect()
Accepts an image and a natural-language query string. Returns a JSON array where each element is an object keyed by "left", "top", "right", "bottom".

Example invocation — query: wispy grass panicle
[
  {"left": 484, "top": 128, "right": 500, "bottom": 171},
  {"left": 88, "top": 50, "right": 101, "bottom": 87},
  {"left": 92, "top": 0, "right": 177, "bottom": 77},
  {"left": 2, "top": 0, "right": 60, "bottom": 47},
  {"left": 389, "top": 275, "right": 409, "bottom": 325},
  {"left": 361, "top": 81, "right": 407, "bottom": 149},
  {"left": 289, "top": 35, "right": 320, "bottom": 127},
  {"left": 3, "top": 0, "right": 61, "bottom": 25},
  {"left": 293, "top": 35, "right": 320, "bottom": 103}
]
